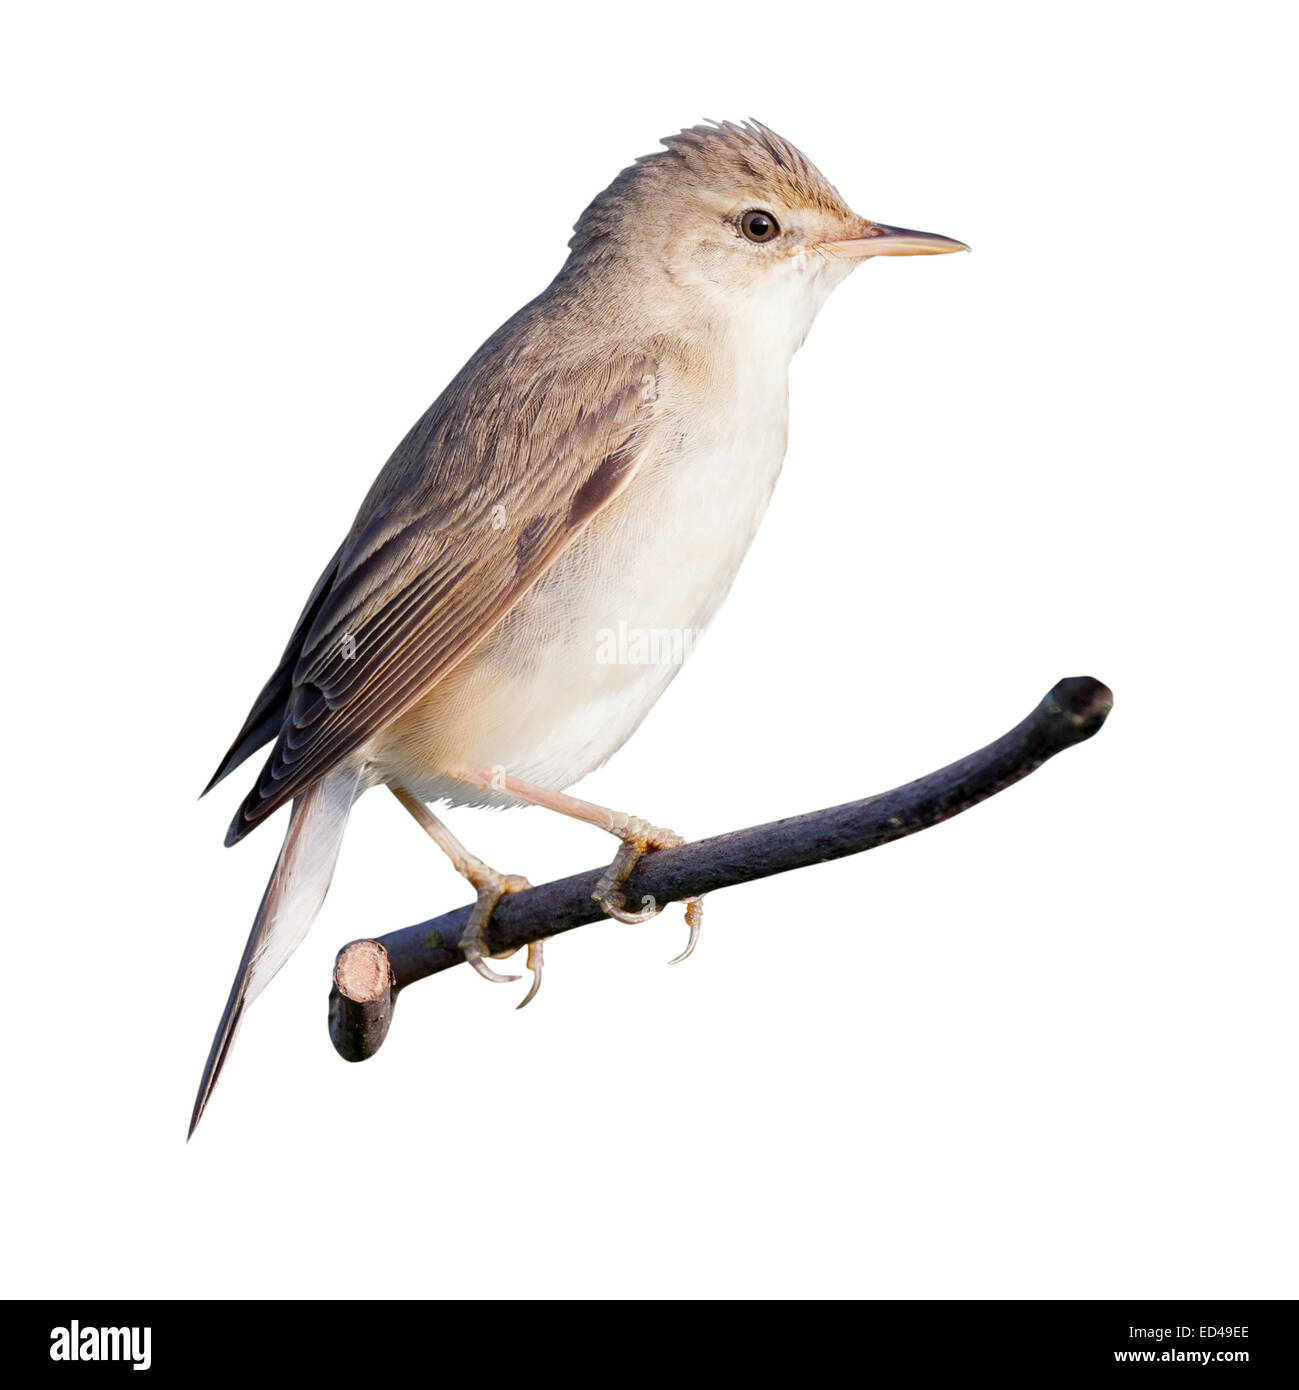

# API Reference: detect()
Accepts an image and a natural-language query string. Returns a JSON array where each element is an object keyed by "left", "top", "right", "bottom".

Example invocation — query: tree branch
[{"left": 329, "top": 675, "right": 1113, "bottom": 1062}]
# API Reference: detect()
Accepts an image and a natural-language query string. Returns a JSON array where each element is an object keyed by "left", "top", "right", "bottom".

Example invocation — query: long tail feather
[{"left": 189, "top": 762, "right": 364, "bottom": 1138}]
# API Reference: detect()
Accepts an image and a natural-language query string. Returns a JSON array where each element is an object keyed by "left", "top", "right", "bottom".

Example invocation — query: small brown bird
[{"left": 192, "top": 120, "right": 966, "bottom": 1134}]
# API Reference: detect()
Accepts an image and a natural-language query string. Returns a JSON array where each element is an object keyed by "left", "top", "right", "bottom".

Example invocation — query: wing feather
[
  {"left": 202, "top": 540, "right": 346, "bottom": 794},
  {"left": 224, "top": 336, "right": 657, "bottom": 844}
]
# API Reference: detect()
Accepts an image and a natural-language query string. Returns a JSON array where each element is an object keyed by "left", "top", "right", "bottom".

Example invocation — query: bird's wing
[
  {"left": 203, "top": 540, "right": 346, "bottom": 796},
  {"left": 225, "top": 348, "right": 658, "bottom": 844}
]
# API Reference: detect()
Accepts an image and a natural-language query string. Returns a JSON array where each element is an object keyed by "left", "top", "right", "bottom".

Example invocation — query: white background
[{"left": 2, "top": 1, "right": 1294, "bottom": 1299}]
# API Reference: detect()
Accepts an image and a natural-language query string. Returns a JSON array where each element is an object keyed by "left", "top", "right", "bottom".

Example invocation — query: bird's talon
[
  {"left": 592, "top": 817, "right": 686, "bottom": 924},
  {"left": 598, "top": 889, "right": 662, "bottom": 924},
  {"left": 464, "top": 950, "right": 521, "bottom": 985},
  {"left": 668, "top": 896, "right": 704, "bottom": 964},
  {"left": 462, "top": 873, "right": 531, "bottom": 985},
  {"left": 516, "top": 939, "right": 545, "bottom": 1009}
]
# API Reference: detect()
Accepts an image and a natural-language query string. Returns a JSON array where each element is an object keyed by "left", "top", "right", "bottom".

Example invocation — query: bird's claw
[
  {"left": 595, "top": 885, "right": 663, "bottom": 924},
  {"left": 461, "top": 872, "right": 532, "bottom": 987},
  {"left": 515, "top": 939, "right": 545, "bottom": 1009},
  {"left": 667, "top": 896, "right": 704, "bottom": 965},
  {"left": 591, "top": 818, "right": 704, "bottom": 958}
]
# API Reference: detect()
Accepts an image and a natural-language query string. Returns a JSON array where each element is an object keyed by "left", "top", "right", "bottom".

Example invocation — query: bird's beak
[{"left": 819, "top": 224, "right": 970, "bottom": 258}]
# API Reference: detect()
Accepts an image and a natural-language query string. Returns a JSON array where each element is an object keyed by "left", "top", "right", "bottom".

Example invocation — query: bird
[{"left": 191, "top": 119, "right": 967, "bottom": 1136}]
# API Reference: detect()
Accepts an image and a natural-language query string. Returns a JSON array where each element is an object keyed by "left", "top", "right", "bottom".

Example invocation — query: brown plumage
[
  {"left": 193, "top": 120, "right": 966, "bottom": 1135},
  {"left": 221, "top": 344, "right": 657, "bottom": 845}
]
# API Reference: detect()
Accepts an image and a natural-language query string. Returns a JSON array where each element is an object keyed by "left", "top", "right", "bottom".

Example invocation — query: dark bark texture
[{"left": 329, "top": 676, "right": 1113, "bottom": 1061}]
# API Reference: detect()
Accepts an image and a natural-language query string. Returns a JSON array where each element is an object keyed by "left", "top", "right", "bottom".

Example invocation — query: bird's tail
[{"left": 188, "top": 762, "right": 364, "bottom": 1138}]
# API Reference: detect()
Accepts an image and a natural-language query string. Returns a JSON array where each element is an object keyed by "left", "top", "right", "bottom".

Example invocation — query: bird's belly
[{"left": 378, "top": 400, "right": 788, "bottom": 805}]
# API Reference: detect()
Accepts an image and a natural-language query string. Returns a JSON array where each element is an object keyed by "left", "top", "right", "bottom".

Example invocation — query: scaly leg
[
  {"left": 455, "top": 767, "right": 704, "bottom": 964},
  {"left": 390, "top": 784, "right": 543, "bottom": 1008}
]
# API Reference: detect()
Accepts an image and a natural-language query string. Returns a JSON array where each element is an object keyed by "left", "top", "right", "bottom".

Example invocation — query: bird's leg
[
  {"left": 390, "top": 784, "right": 542, "bottom": 1007},
  {"left": 455, "top": 767, "right": 704, "bottom": 964}
]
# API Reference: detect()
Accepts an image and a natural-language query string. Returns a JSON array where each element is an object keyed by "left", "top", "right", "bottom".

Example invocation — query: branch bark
[{"left": 329, "top": 675, "right": 1113, "bottom": 1062}]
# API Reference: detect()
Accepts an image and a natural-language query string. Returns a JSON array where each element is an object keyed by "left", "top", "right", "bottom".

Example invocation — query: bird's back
[{"left": 206, "top": 281, "right": 664, "bottom": 828}]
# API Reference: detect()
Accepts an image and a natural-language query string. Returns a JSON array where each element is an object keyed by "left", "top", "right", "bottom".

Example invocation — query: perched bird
[{"left": 193, "top": 119, "right": 967, "bottom": 1135}]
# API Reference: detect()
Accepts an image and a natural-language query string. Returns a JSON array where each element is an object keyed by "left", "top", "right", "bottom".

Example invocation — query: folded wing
[{"left": 224, "top": 344, "right": 658, "bottom": 845}]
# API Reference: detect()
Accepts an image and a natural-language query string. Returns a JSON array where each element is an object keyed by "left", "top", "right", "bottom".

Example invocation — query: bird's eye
[{"left": 740, "top": 209, "right": 780, "bottom": 244}]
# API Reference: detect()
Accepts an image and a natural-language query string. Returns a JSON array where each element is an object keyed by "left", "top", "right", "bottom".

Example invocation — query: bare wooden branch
[
  {"left": 328, "top": 676, "right": 1113, "bottom": 1061},
  {"left": 329, "top": 939, "right": 396, "bottom": 1062}
]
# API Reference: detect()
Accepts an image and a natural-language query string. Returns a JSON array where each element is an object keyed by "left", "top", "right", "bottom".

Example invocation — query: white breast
[{"left": 396, "top": 340, "right": 793, "bottom": 804}]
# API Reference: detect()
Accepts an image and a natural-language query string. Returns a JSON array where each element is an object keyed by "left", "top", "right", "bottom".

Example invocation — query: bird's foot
[
  {"left": 445, "top": 772, "right": 704, "bottom": 968},
  {"left": 593, "top": 816, "right": 704, "bottom": 962},
  {"left": 461, "top": 869, "right": 539, "bottom": 993},
  {"left": 389, "top": 785, "right": 546, "bottom": 1006}
]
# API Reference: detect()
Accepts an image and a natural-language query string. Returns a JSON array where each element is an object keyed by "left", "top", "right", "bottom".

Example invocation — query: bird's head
[{"left": 566, "top": 120, "right": 967, "bottom": 354}]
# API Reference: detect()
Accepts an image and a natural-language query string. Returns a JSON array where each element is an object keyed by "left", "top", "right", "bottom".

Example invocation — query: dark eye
[{"left": 740, "top": 209, "right": 780, "bottom": 243}]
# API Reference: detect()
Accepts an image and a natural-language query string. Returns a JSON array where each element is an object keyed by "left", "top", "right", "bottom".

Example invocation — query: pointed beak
[{"left": 819, "top": 224, "right": 970, "bottom": 259}]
